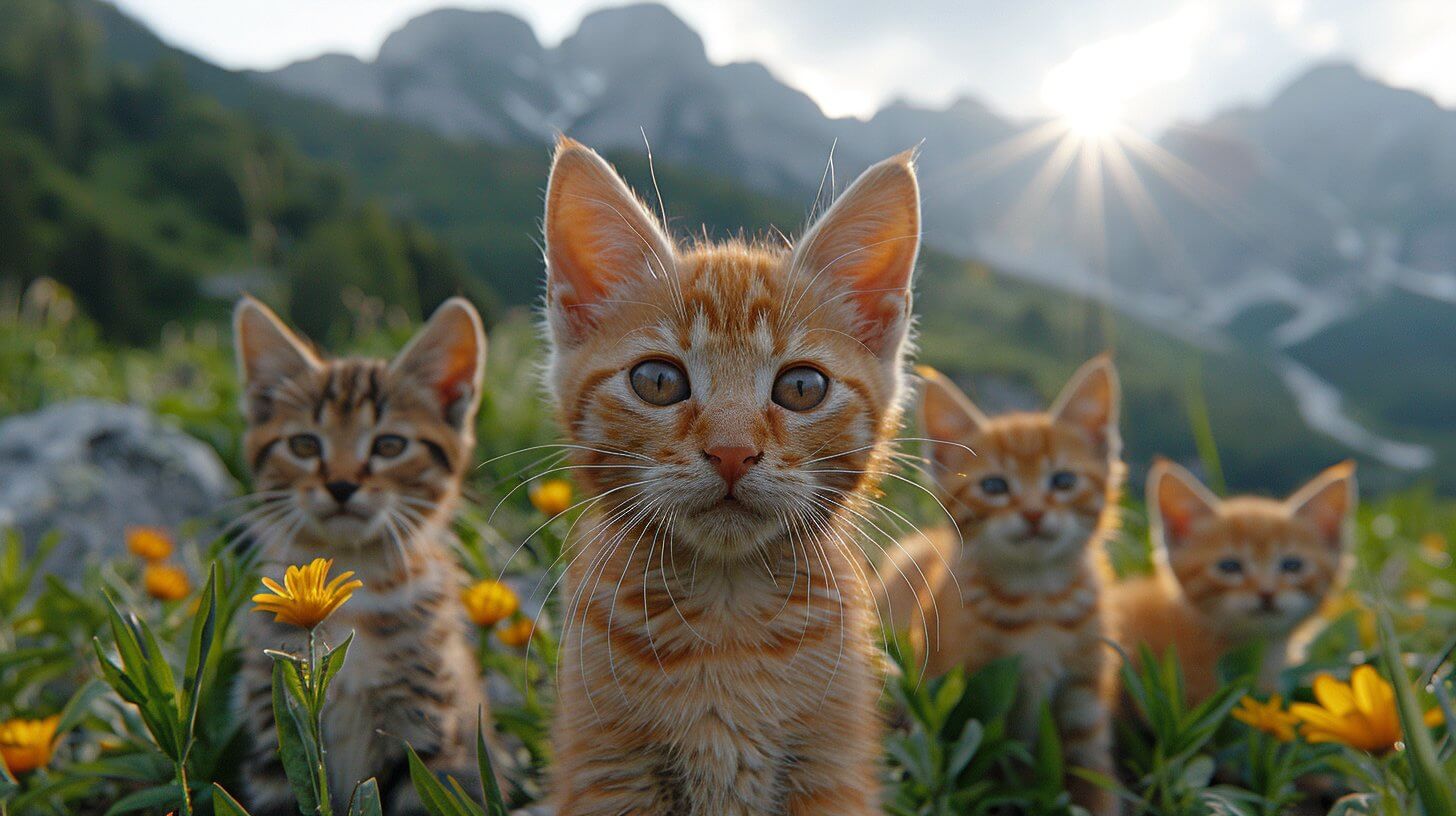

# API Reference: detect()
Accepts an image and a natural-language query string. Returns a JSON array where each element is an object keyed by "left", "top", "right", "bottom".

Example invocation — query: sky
[{"left": 109, "top": 0, "right": 1456, "bottom": 132}]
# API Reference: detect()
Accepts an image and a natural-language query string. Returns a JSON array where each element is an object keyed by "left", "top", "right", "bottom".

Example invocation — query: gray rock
[{"left": 0, "top": 400, "right": 236, "bottom": 574}]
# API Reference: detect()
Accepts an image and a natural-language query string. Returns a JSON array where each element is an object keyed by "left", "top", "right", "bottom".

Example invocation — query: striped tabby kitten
[
  {"left": 539, "top": 138, "right": 919, "bottom": 816},
  {"left": 1113, "top": 459, "right": 1355, "bottom": 704},
  {"left": 233, "top": 296, "right": 495, "bottom": 814},
  {"left": 880, "top": 357, "right": 1123, "bottom": 816}
]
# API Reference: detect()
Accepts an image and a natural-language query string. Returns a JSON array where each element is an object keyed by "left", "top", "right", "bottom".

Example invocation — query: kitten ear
[
  {"left": 917, "top": 366, "right": 987, "bottom": 478},
  {"left": 543, "top": 137, "right": 674, "bottom": 342},
  {"left": 1287, "top": 461, "right": 1357, "bottom": 552},
  {"left": 1149, "top": 458, "right": 1219, "bottom": 551},
  {"left": 390, "top": 297, "right": 487, "bottom": 429},
  {"left": 233, "top": 295, "right": 321, "bottom": 401},
  {"left": 791, "top": 150, "right": 920, "bottom": 358},
  {"left": 1050, "top": 354, "right": 1120, "bottom": 454}
]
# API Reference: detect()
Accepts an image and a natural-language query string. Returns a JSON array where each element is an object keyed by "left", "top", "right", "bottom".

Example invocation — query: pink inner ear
[
  {"left": 860, "top": 293, "right": 910, "bottom": 354},
  {"left": 1158, "top": 479, "right": 1212, "bottom": 543},
  {"left": 433, "top": 342, "right": 478, "bottom": 409}
]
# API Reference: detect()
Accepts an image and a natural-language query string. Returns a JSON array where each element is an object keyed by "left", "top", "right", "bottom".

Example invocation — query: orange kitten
[
  {"left": 1113, "top": 460, "right": 1356, "bottom": 704},
  {"left": 232, "top": 297, "right": 498, "bottom": 814},
  {"left": 880, "top": 357, "right": 1123, "bottom": 816},
  {"left": 539, "top": 138, "right": 919, "bottom": 815}
]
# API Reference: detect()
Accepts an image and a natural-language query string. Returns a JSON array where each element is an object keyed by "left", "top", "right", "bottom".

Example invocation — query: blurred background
[{"left": 3, "top": 0, "right": 1456, "bottom": 501}]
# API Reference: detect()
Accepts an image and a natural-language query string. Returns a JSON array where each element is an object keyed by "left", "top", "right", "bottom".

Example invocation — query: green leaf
[
  {"left": 211, "top": 783, "right": 254, "bottom": 816},
  {"left": 317, "top": 631, "right": 354, "bottom": 704},
  {"left": 347, "top": 778, "right": 384, "bottom": 816},
  {"left": 1180, "top": 755, "right": 1216, "bottom": 789},
  {"left": 271, "top": 660, "right": 321, "bottom": 815},
  {"left": 945, "top": 657, "right": 1019, "bottom": 738},
  {"left": 1376, "top": 603, "right": 1456, "bottom": 816},
  {"left": 96, "top": 595, "right": 184, "bottom": 761},
  {"left": 0, "top": 760, "right": 18, "bottom": 805},
  {"left": 102, "top": 783, "right": 184, "bottom": 816},
  {"left": 1033, "top": 703, "right": 1063, "bottom": 790},
  {"left": 475, "top": 712, "right": 508, "bottom": 816},
  {"left": 404, "top": 741, "right": 482, "bottom": 816},
  {"left": 183, "top": 565, "right": 219, "bottom": 741},
  {"left": 946, "top": 718, "right": 983, "bottom": 780}
]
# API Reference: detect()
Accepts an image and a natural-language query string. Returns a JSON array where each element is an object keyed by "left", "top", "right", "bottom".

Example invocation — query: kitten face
[
  {"left": 920, "top": 358, "right": 1122, "bottom": 570},
  {"left": 542, "top": 139, "right": 919, "bottom": 561},
  {"left": 1151, "top": 460, "right": 1355, "bottom": 637},
  {"left": 233, "top": 297, "right": 485, "bottom": 548}
]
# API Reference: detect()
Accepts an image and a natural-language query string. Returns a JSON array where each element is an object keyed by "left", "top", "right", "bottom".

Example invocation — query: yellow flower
[
  {"left": 0, "top": 715, "right": 60, "bottom": 775},
  {"left": 497, "top": 617, "right": 536, "bottom": 648},
  {"left": 529, "top": 479, "right": 573, "bottom": 517},
  {"left": 461, "top": 579, "right": 519, "bottom": 627},
  {"left": 126, "top": 526, "right": 174, "bottom": 562},
  {"left": 252, "top": 558, "right": 363, "bottom": 630},
  {"left": 1290, "top": 665, "right": 1444, "bottom": 754},
  {"left": 143, "top": 563, "right": 191, "bottom": 601},
  {"left": 1420, "top": 532, "right": 1446, "bottom": 558},
  {"left": 1232, "top": 695, "right": 1299, "bottom": 742}
]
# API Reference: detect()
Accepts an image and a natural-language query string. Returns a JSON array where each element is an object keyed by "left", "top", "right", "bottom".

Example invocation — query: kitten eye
[
  {"left": 772, "top": 366, "right": 828, "bottom": 411},
  {"left": 980, "top": 476, "right": 1010, "bottom": 496},
  {"left": 1050, "top": 470, "right": 1078, "bottom": 491},
  {"left": 288, "top": 434, "right": 321, "bottom": 458},
  {"left": 372, "top": 434, "right": 407, "bottom": 458},
  {"left": 1216, "top": 558, "right": 1244, "bottom": 575},
  {"left": 1279, "top": 556, "right": 1305, "bottom": 574},
  {"left": 629, "top": 359, "right": 690, "bottom": 406}
]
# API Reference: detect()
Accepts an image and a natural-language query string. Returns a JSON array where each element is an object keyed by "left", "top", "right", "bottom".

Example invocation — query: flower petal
[{"left": 1312, "top": 674, "right": 1356, "bottom": 715}]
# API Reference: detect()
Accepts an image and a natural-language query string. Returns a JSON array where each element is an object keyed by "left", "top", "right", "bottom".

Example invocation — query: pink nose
[
  {"left": 1021, "top": 509, "right": 1045, "bottom": 531},
  {"left": 704, "top": 446, "right": 761, "bottom": 492}
]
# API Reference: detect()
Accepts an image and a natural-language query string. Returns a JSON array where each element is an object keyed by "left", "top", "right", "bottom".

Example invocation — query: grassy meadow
[{"left": 1, "top": 284, "right": 1455, "bottom": 816}]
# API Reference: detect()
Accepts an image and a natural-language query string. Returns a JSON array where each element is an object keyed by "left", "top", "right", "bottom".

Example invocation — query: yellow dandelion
[
  {"left": 125, "top": 526, "right": 174, "bottom": 562},
  {"left": 497, "top": 617, "right": 536, "bottom": 648},
  {"left": 461, "top": 579, "right": 519, "bottom": 627},
  {"left": 252, "top": 558, "right": 363, "bottom": 630},
  {"left": 0, "top": 715, "right": 60, "bottom": 775},
  {"left": 143, "top": 563, "right": 191, "bottom": 601},
  {"left": 1290, "top": 665, "right": 1444, "bottom": 754},
  {"left": 529, "top": 479, "right": 573, "bottom": 517},
  {"left": 1232, "top": 695, "right": 1300, "bottom": 742}
]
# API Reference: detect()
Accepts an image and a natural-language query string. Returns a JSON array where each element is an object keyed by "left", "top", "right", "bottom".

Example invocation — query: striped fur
[
  {"left": 232, "top": 296, "right": 498, "bottom": 814},
  {"left": 880, "top": 357, "right": 1124, "bottom": 816},
  {"left": 539, "top": 139, "right": 920, "bottom": 815},
  {"left": 1112, "top": 460, "right": 1356, "bottom": 704}
]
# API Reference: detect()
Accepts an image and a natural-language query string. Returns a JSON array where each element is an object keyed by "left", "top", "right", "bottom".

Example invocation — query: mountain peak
[
  {"left": 1272, "top": 60, "right": 1436, "bottom": 116},
  {"left": 376, "top": 7, "right": 541, "bottom": 67},
  {"left": 560, "top": 3, "right": 706, "bottom": 71}
]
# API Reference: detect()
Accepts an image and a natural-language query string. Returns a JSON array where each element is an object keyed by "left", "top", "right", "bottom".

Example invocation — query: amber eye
[
  {"left": 288, "top": 434, "right": 321, "bottom": 458},
  {"left": 772, "top": 366, "right": 828, "bottom": 411},
  {"left": 372, "top": 434, "right": 407, "bottom": 458},
  {"left": 629, "top": 360, "right": 690, "bottom": 406}
]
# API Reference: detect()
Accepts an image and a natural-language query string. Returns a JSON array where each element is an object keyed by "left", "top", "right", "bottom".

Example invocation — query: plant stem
[
  {"left": 308, "top": 629, "right": 332, "bottom": 816},
  {"left": 176, "top": 762, "right": 192, "bottom": 816}
]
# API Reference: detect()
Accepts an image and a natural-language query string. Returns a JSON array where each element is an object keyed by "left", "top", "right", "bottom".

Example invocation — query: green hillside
[{"left": 0, "top": 0, "right": 1365, "bottom": 494}]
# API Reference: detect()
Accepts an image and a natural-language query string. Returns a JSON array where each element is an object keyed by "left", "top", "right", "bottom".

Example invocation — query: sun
[
  {"left": 1054, "top": 94, "right": 1125, "bottom": 141},
  {"left": 1041, "top": 61, "right": 1128, "bottom": 141},
  {"left": 1039, "top": 8, "right": 1201, "bottom": 141}
]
